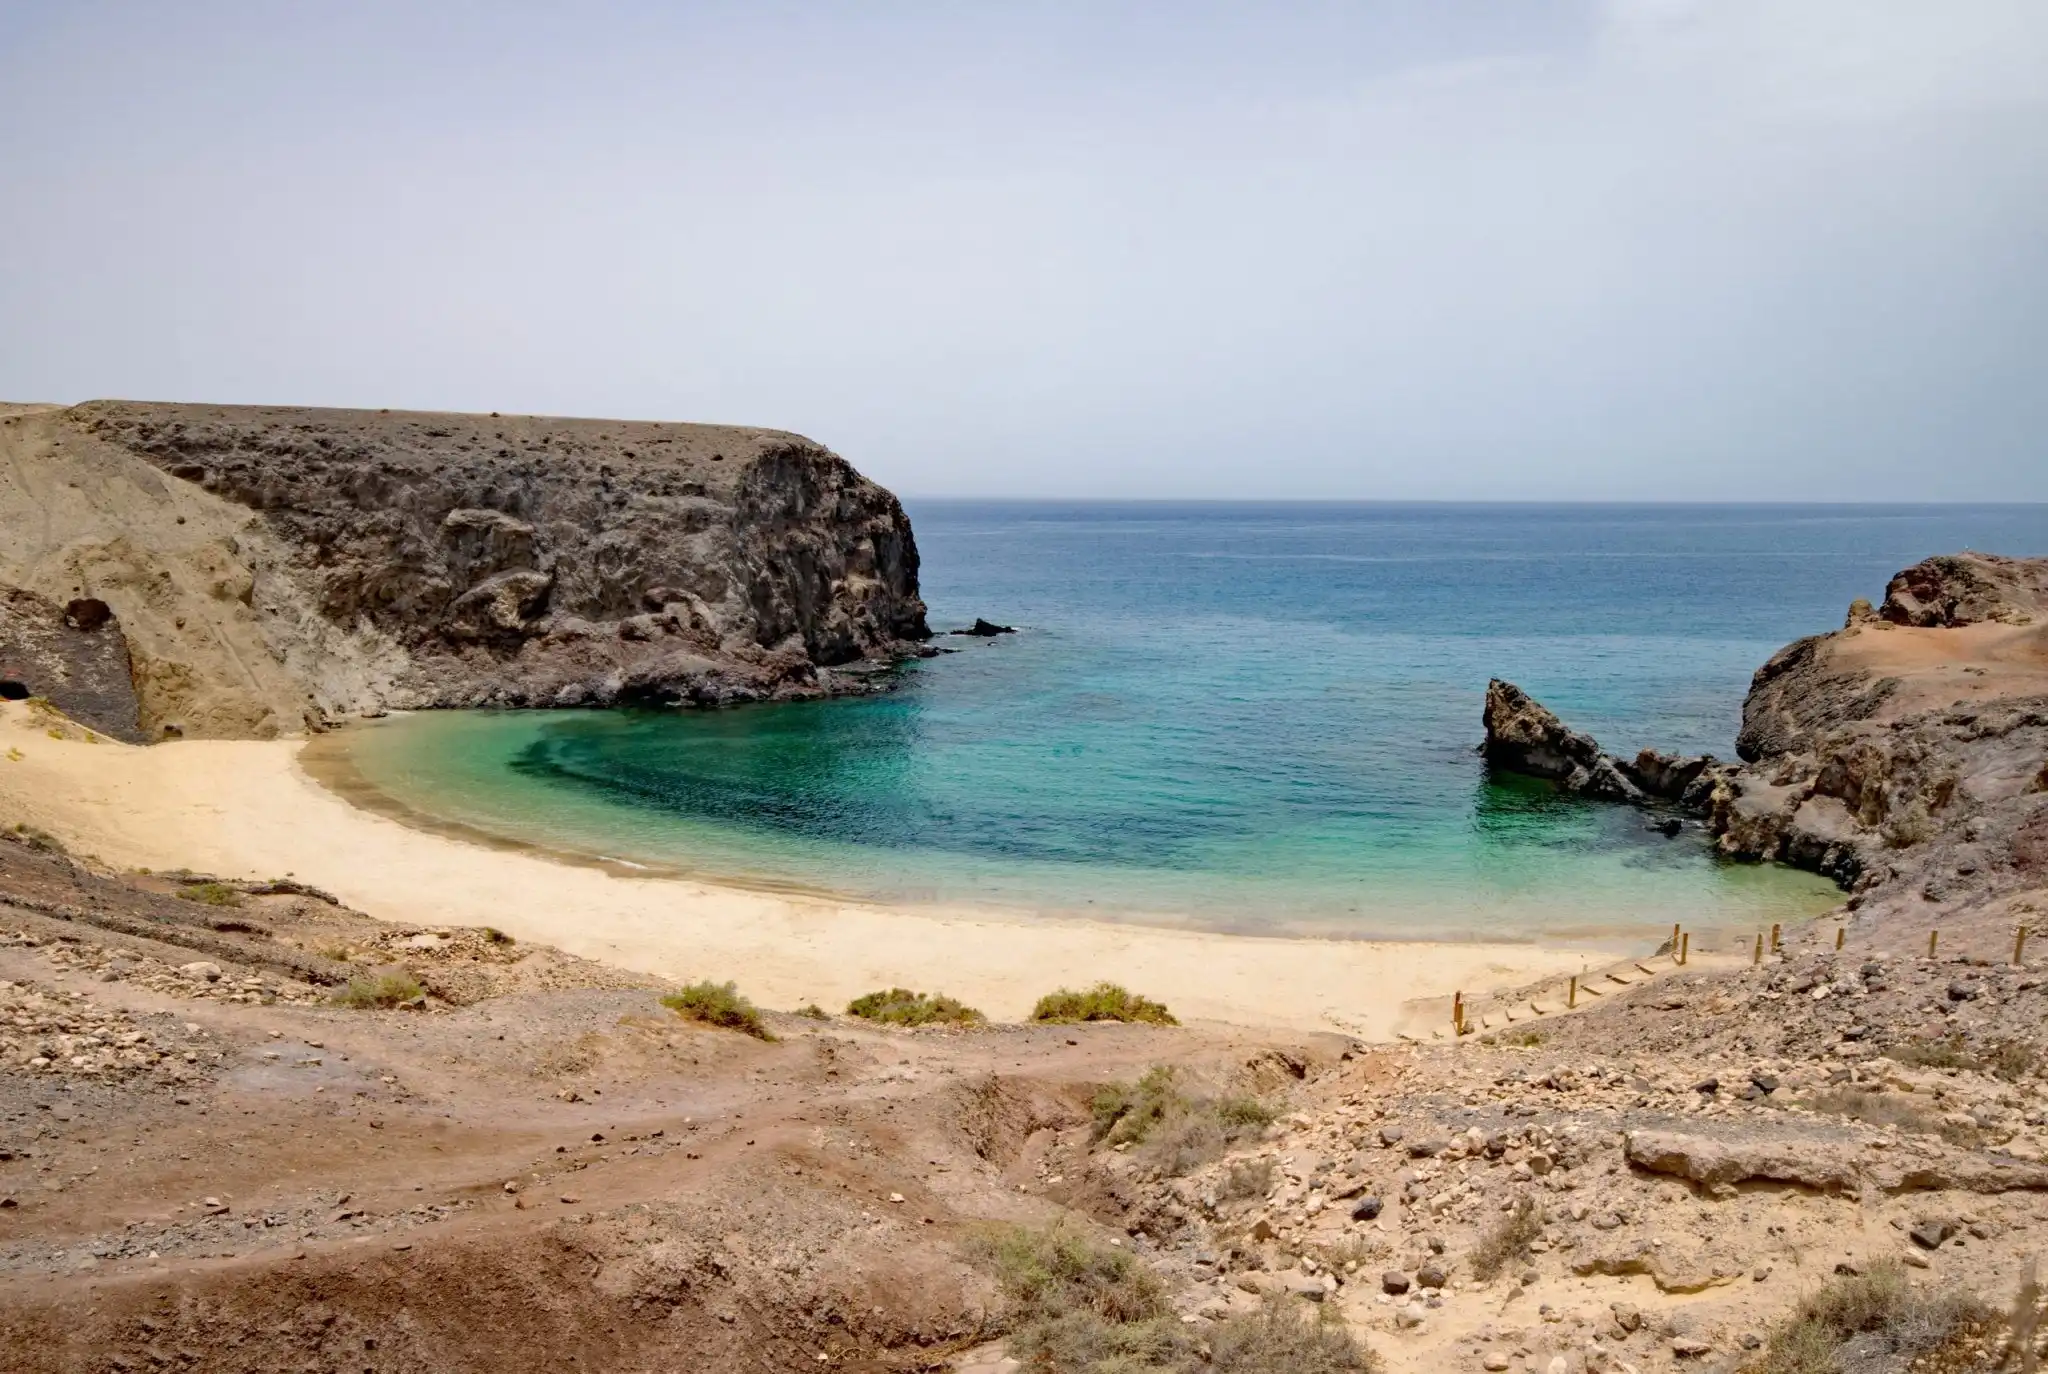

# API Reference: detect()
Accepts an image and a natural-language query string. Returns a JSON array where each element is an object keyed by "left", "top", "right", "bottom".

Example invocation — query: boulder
[{"left": 1481, "top": 680, "right": 1642, "bottom": 801}]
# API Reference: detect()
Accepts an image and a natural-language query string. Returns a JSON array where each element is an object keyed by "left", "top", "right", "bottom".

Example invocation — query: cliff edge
[{"left": 0, "top": 401, "right": 929, "bottom": 737}]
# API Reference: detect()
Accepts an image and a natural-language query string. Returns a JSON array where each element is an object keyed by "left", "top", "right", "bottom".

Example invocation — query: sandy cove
[{"left": 0, "top": 703, "right": 1591, "bottom": 1039}]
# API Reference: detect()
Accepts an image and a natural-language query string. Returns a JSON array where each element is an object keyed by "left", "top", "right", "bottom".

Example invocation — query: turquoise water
[{"left": 339, "top": 503, "right": 2048, "bottom": 945}]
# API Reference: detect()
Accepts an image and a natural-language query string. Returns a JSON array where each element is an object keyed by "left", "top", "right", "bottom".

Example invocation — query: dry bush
[
  {"left": 971, "top": 1224, "right": 1377, "bottom": 1373},
  {"left": 1093, "top": 1067, "right": 1277, "bottom": 1176},
  {"left": 9, "top": 823, "right": 67, "bottom": 855},
  {"left": 1209, "top": 1295, "right": 1378, "bottom": 1374},
  {"left": 1891, "top": 1034, "right": 2039, "bottom": 1083},
  {"left": 331, "top": 971, "right": 424, "bottom": 1009},
  {"left": 1032, "top": 982, "right": 1178, "bottom": 1025},
  {"left": 661, "top": 980, "right": 774, "bottom": 1040},
  {"left": 1746, "top": 1261, "right": 1995, "bottom": 1374},
  {"left": 845, "top": 987, "right": 986, "bottom": 1027},
  {"left": 1471, "top": 1195, "right": 1544, "bottom": 1282},
  {"left": 1220, "top": 1157, "right": 1276, "bottom": 1202},
  {"left": 1803, "top": 1087, "right": 1980, "bottom": 1146},
  {"left": 176, "top": 881, "right": 244, "bottom": 908}
]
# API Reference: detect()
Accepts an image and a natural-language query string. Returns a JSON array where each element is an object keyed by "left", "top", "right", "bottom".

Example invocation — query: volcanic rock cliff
[
  {"left": 0, "top": 401, "right": 929, "bottom": 737},
  {"left": 1487, "top": 551, "right": 2048, "bottom": 951}
]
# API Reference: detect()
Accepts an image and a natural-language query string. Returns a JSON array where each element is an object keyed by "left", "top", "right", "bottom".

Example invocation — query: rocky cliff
[
  {"left": 0, "top": 401, "right": 929, "bottom": 737},
  {"left": 1488, "top": 552, "right": 2048, "bottom": 947}
]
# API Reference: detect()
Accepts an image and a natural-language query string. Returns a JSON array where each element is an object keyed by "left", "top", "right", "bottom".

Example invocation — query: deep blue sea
[{"left": 340, "top": 503, "right": 2048, "bottom": 946}]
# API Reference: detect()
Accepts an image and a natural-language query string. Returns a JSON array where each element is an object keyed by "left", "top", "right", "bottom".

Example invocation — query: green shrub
[
  {"left": 1747, "top": 1261, "right": 1992, "bottom": 1374},
  {"left": 845, "top": 987, "right": 987, "bottom": 1027},
  {"left": 175, "top": 881, "right": 244, "bottom": 908},
  {"left": 794, "top": 1003, "right": 829, "bottom": 1020},
  {"left": 481, "top": 926, "right": 515, "bottom": 946},
  {"left": 1031, "top": 982, "right": 1178, "bottom": 1026},
  {"left": 331, "top": 972, "right": 425, "bottom": 1009},
  {"left": 661, "top": 980, "right": 774, "bottom": 1040}
]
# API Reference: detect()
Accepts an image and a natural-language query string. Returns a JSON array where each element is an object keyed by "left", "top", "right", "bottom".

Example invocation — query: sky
[{"left": 1, "top": 1, "right": 2044, "bottom": 501}]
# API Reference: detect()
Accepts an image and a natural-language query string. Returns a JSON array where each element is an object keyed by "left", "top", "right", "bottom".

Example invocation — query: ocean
[{"left": 336, "top": 503, "right": 2048, "bottom": 947}]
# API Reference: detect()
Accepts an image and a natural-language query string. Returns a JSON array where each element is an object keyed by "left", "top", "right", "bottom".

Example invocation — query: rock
[
  {"left": 179, "top": 962, "right": 223, "bottom": 983},
  {"left": 1393, "top": 1304, "right": 1425, "bottom": 1330},
  {"left": 1416, "top": 1262, "right": 1447, "bottom": 1289},
  {"left": 1670, "top": 1337, "right": 1712, "bottom": 1359},
  {"left": 1482, "top": 680, "right": 1644, "bottom": 801},
  {"left": 1880, "top": 553, "right": 2048, "bottom": 628},
  {"left": 1692, "top": 1077, "right": 1719, "bottom": 1096},
  {"left": 0, "top": 587, "right": 146, "bottom": 741},
  {"left": 1624, "top": 1128, "right": 1862, "bottom": 1192},
  {"left": 1377, "top": 1125, "right": 1405, "bottom": 1147},
  {"left": 1947, "top": 981, "right": 1979, "bottom": 1002},
  {"left": 1909, "top": 1219, "right": 1955, "bottom": 1251},
  {"left": 1749, "top": 1073, "right": 1779, "bottom": 1095},
  {"left": 1283, "top": 1272, "right": 1326, "bottom": 1302},
  {"left": 1407, "top": 1135, "right": 1449, "bottom": 1159},
  {"left": 1351, "top": 1196, "right": 1383, "bottom": 1221},
  {"left": 1381, "top": 1271, "right": 1411, "bottom": 1295},
  {"left": 1483, "top": 1354, "right": 1512, "bottom": 1372},
  {"left": 1611, "top": 1302, "right": 1642, "bottom": 1333},
  {"left": 951, "top": 618, "right": 1015, "bottom": 637}
]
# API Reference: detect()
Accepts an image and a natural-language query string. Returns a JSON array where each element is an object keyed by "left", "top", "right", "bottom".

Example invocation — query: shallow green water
[{"left": 313, "top": 501, "right": 2048, "bottom": 947}]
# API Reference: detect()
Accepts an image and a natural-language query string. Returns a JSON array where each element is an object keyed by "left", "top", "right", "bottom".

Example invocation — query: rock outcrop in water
[
  {"left": 0, "top": 401, "right": 930, "bottom": 736},
  {"left": 1489, "top": 552, "right": 2048, "bottom": 954}
]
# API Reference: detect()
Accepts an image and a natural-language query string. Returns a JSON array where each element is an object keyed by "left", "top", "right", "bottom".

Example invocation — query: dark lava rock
[
  {"left": 1948, "top": 981, "right": 1980, "bottom": 1002},
  {"left": 1749, "top": 1072, "right": 1780, "bottom": 1095},
  {"left": 1380, "top": 1271, "right": 1411, "bottom": 1296},
  {"left": 1416, "top": 1262, "right": 1448, "bottom": 1290},
  {"left": 0, "top": 586, "right": 145, "bottom": 741},
  {"left": 1350, "top": 1196, "right": 1383, "bottom": 1222},
  {"left": 1694, "top": 1078, "right": 1720, "bottom": 1095},
  {"left": 1647, "top": 817, "right": 1684, "bottom": 837},
  {"left": 952, "top": 618, "right": 1016, "bottom": 637},
  {"left": 1910, "top": 1219, "right": 1956, "bottom": 1251}
]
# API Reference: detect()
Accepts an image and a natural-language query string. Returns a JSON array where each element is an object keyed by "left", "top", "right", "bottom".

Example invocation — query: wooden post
[
  {"left": 1929, "top": 929, "right": 1939, "bottom": 959},
  {"left": 1770, "top": 922, "right": 1781, "bottom": 953},
  {"left": 2015, "top": 926, "right": 2030, "bottom": 968},
  {"left": 1568, "top": 975, "right": 1578, "bottom": 1009},
  {"left": 1753, "top": 933, "right": 1763, "bottom": 965},
  {"left": 1835, "top": 926, "right": 1845, "bottom": 951},
  {"left": 1453, "top": 991, "right": 1464, "bottom": 1036},
  {"left": 1679, "top": 932, "right": 1689, "bottom": 966},
  {"left": 1670, "top": 922, "right": 1681, "bottom": 956}
]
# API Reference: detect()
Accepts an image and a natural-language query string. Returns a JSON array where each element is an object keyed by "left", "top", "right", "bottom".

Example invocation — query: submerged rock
[{"left": 951, "top": 618, "right": 1016, "bottom": 637}]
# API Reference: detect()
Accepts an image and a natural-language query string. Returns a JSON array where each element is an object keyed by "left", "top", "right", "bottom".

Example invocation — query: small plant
[
  {"left": 661, "top": 980, "right": 774, "bottom": 1040},
  {"left": 1031, "top": 982, "right": 1178, "bottom": 1026},
  {"left": 331, "top": 971, "right": 425, "bottom": 1009},
  {"left": 845, "top": 987, "right": 987, "bottom": 1027},
  {"left": 1215, "top": 1095, "right": 1279, "bottom": 1130},
  {"left": 794, "top": 1003, "right": 829, "bottom": 1020},
  {"left": 316, "top": 944, "right": 355, "bottom": 963},
  {"left": 1483, "top": 1028, "right": 1546, "bottom": 1048},
  {"left": 176, "top": 881, "right": 244, "bottom": 908},
  {"left": 1747, "top": 1261, "right": 1993, "bottom": 1374},
  {"left": 1471, "top": 1195, "right": 1545, "bottom": 1281},
  {"left": 481, "top": 926, "right": 515, "bottom": 946}
]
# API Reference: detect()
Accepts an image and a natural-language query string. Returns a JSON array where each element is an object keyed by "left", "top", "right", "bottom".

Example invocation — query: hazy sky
[{"left": 2, "top": 2, "right": 2044, "bottom": 500}]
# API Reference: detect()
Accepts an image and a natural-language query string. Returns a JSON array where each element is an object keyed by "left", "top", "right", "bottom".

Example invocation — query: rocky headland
[
  {"left": 1486, "top": 552, "right": 2048, "bottom": 959},
  {"left": 0, "top": 401, "right": 930, "bottom": 738}
]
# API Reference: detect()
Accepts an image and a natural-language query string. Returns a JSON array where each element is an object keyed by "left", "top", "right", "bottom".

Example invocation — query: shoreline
[{"left": 0, "top": 703, "right": 1605, "bottom": 1039}]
